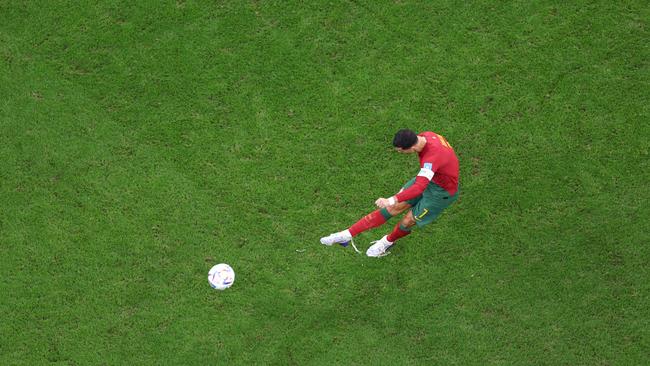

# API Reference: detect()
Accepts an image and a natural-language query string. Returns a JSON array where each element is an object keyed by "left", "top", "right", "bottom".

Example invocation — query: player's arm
[
  {"left": 375, "top": 164, "right": 435, "bottom": 207},
  {"left": 391, "top": 167, "right": 435, "bottom": 204},
  {"left": 375, "top": 176, "right": 429, "bottom": 208}
]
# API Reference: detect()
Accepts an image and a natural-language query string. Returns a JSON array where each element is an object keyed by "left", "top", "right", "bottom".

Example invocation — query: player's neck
[{"left": 413, "top": 136, "right": 427, "bottom": 152}]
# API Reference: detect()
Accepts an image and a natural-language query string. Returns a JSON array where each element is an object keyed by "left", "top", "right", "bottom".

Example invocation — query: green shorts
[{"left": 401, "top": 178, "right": 459, "bottom": 227}]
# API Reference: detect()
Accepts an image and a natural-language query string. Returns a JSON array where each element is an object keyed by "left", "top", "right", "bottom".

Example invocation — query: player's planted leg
[
  {"left": 366, "top": 212, "right": 416, "bottom": 257},
  {"left": 366, "top": 235, "right": 394, "bottom": 257}
]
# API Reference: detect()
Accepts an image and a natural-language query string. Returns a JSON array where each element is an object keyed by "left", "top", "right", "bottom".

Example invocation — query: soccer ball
[{"left": 208, "top": 263, "right": 235, "bottom": 290}]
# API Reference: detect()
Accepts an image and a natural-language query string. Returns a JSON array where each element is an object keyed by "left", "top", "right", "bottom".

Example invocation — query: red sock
[
  {"left": 387, "top": 223, "right": 411, "bottom": 242},
  {"left": 349, "top": 209, "right": 390, "bottom": 236}
]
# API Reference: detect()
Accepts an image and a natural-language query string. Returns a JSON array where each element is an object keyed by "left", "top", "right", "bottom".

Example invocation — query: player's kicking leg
[{"left": 320, "top": 202, "right": 411, "bottom": 246}]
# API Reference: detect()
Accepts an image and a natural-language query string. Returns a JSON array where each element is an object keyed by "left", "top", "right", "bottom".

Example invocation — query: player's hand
[
  {"left": 375, "top": 198, "right": 389, "bottom": 208},
  {"left": 375, "top": 197, "right": 396, "bottom": 208}
]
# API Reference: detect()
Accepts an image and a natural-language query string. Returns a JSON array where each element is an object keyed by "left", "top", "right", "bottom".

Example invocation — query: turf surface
[{"left": 1, "top": 1, "right": 648, "bottom": 364}]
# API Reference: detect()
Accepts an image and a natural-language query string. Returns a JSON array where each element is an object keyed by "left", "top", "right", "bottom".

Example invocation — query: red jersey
[{"left": 395, "top": 131, "right": 459, "bottom": 202}]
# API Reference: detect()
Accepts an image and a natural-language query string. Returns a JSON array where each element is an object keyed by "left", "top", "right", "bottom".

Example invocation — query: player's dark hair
[{"left": 392, "top": 129, "right": 418, "bottom": 149}]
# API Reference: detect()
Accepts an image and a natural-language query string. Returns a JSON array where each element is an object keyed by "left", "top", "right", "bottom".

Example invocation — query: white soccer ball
[{"left": 208, "top": 263, "right": 235, "bottom": 290}]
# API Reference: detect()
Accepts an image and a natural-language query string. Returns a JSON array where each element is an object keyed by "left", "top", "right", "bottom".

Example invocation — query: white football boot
[
  {"left": 320, "top": 229, "right": 352, "bottom": 246},
  {"left": 366, "top": 235, "right": 393, "bottom": 257}
]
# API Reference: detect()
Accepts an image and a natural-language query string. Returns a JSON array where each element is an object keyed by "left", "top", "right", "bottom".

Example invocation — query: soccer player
[{"left": 320, "top": 129, "right": 460, "bottom": 257}]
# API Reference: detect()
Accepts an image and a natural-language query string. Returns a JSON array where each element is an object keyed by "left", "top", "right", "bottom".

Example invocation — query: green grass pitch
[{"left": 1, "top": 1, "right": 648, "bottom": 364}]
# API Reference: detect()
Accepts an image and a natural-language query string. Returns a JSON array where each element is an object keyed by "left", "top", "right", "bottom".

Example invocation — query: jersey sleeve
[{"left": 394, "top": 159, "right": 437, "bottom": 202}]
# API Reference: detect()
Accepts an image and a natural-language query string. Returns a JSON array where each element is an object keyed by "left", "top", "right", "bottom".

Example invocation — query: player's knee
[
  {"left": 387, "top": 202, "right": 410, "bottom": 216},
  {"left": 402, "top": 213, "right": 417, "bottom": 228}
]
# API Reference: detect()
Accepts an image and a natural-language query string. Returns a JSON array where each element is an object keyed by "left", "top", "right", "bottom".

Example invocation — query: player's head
[{"left": 393, "top": 129, "right": 418, "bottom": 153}]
